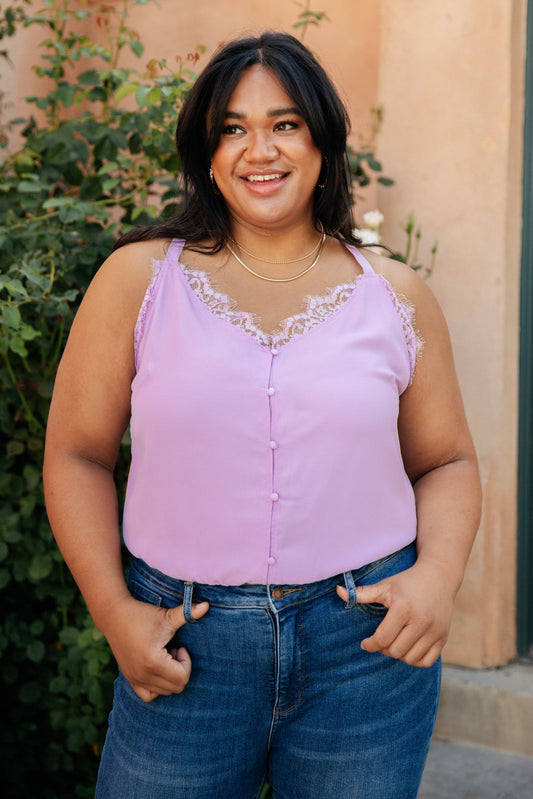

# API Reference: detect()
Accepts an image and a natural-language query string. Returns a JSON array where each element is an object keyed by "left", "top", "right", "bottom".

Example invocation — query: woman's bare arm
[
  {"left": 44, "top": 240, "right": 208, "bottom": 701},
  {"left": 337, "top": 255, "right": 481, "bottom": 666}
]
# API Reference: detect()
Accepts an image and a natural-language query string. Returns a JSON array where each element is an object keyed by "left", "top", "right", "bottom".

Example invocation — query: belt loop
[
  {"left": 342, "top": 570, "right": 358, "bottom": 608},
  {"left": 183, "top": 581, "right": 196, "bottom": 623}
]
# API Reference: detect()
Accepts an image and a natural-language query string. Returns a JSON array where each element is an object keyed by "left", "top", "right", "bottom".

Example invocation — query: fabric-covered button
[
  {"left": 267, "top": 387, "right": 276, "bottom": 396},
  {"left": 270, "top": 440, "right": 278, "bottom": 450},
  {"left": 267, "top": 556, "right": 276, "bottom": 566},
  {"left": 271, "top": 347, "right": 278, "bottom": 356},
  {"left": 270, "top": 492, "right": 279, "bottom": 502},
  {"left": 272, "top": 587, "right": 283, "bottom": 600}
]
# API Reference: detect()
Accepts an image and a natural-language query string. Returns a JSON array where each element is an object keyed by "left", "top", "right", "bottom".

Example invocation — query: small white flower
[
  {"left": 353, "top": 227, "right": 381, "bottom": 245},
  {"left": 362, "top": 210, "right": 384, "bottom": 230}
]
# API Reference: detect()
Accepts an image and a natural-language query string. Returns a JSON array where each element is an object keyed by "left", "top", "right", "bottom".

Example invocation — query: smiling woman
[{"left": 43, "top": 30, "right": 481, "bottom": 799}]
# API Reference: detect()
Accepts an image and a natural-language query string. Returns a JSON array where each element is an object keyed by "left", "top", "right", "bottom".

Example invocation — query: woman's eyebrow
[{"left": 223, "top": 106, "right": 301, "bottom": 120}]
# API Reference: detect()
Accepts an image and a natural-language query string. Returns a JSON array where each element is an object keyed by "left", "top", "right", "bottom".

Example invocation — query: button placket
[{"left": 266, "top": 348, "right": 280, "bottom": 573}]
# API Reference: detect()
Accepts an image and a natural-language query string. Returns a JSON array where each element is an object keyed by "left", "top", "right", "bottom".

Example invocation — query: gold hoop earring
[
  {"left": 317, "top": 155, "right": 328, "bottom": 189},
  {"left": 209, "top": 165, "right": 220, "bottom": 195}
]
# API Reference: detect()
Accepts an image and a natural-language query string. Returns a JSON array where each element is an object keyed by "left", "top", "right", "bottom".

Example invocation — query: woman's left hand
[{"left": 336, "top": 560, "right": 455, "bottom": 668}]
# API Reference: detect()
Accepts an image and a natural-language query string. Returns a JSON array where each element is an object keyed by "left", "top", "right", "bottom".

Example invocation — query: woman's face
[{"left": 210, "top": 64, "right": 322, "bottom": 234}]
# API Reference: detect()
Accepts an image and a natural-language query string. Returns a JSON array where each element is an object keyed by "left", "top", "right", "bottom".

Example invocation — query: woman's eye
[
  {"left": 221, "top": 124, "right": 244, "bottom": 136},
  {"left": 275, "top": 120, "right": 298, "bottom": 132}
]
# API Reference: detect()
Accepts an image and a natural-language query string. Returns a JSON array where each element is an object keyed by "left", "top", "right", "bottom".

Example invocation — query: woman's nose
[{"left": 243, "top": 130, "right": 278, "bottom": 161}]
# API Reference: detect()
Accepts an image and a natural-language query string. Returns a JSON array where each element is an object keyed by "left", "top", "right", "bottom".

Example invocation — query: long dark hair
[{"left": 113, "top": 31, "right": 360, "bottom": 252}]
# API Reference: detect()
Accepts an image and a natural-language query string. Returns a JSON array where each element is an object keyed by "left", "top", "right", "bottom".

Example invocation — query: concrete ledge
[{"left": 434, "top": 662, "right": 533, "bottom": 756}]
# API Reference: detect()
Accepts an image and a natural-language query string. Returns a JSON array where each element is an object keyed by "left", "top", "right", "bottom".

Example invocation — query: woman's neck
[{"left": 229, "top": 219, "right": 322, "bottom": 264}]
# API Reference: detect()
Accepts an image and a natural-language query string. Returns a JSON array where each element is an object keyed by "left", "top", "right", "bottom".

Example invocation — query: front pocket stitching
[{"left": 128, "top": 576, "right": 164, "bottom": 606}]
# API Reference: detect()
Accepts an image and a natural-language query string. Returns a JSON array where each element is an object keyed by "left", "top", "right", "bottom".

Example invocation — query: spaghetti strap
[
  {"left": 165, "top": 238, "right": 186, "bottom": 263},
  {"left": 344, "top": 244, "right": 375, "bottom": 275}
]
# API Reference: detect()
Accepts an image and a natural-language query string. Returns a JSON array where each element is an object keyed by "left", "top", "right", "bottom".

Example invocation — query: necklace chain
[
  {"left": 229, "top": 223, "right": 324, "bottom": 264},
  {"left": 226, "top": 230, "right": 326, "bottom": 283}
]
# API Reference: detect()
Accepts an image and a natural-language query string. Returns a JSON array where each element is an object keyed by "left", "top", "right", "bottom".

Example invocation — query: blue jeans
[{"left": 96, "top": 543, "right": 441, "bottom": 798}]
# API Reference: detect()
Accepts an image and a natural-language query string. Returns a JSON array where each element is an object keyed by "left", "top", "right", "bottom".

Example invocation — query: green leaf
[
  {"left": 59, "top": 627, "right": 79, "bottom": 647},
  {"left": 128, "top": 132, "right": 143, "bottom": 153},
  {"left": 37, "top": 380, "right": 54, "bottom": 399},
  {"left": 42, "top": 196, "right": 75, "bottom": 209},
  {"left": 23, "top": 464, "right": 41, "bottom": 491},
  {"left": 135, "top": 85, "right": 151, "bottom": 108},
  {"left": 7, "top": 440, "right": 25, "bottom": 456},
  {"left": 26, "top": 640, "right": 46, "bottom": 663},
  {"left": 30, "top": 620, "right": 45, "bottom": 636},
  {"left": 56, "top": 82, "right": 77, "bottom": 108},
  {"left": 114, "top": 81, "right": 138, "bottom": 104},
  {"left": 148, "top": 86, "right": 161, "bottom": 105},
  {"left": 364, "top": 154, "right": 382, "bottom": 172},
  {"left": 102, "top": 177, "right": 119, "bottom": 192},
  {"left": 3, "top": 279, "right": 28, "bottom": 297},
  {"left": 93, "top": 135, "right": 117, "bottom": 161},
  {"left": 97, "top": 161, "right": 119, "bottom": 176},
  {"left": 129, "top": 40, "right": 143, "bottom": 58},
  {"left": 28, "top": 553, "right": 53, "bottom": 582},
  {"left": 20, "top": 325, "right": 41, "bottom": 341},
  {"left": 79, "top": 176, "right": 103, "bottom": 200},
  {"left": 50, "top": 675, "right": 69, "bottom": 693},
  {"left": 3, "top": 529, "right": 22, "bottom": 544},
  {"left": 78, "top": 69, "right": 100, "bottom": 85},
  {"left": 19, "top": 494, "right": 36, "bottom": 518},
  {"left": 8, "top": 336, "right": 28, "bottom": 358},
  {"left": 17, "top": 180, "right": 44, "bottom": 194},
  {"left": 87, "top": 86, "right": 107, "bottom": 102},
  {"left": 3, "top": 305, "right": 21, "bottom": 329}
]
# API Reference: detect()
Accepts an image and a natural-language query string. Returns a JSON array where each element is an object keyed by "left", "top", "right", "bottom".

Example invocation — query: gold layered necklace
[{"left": 226, "top": 226, "right": 326, "bottom": 283}]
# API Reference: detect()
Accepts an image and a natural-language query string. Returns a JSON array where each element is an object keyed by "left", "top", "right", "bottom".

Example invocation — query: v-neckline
[{"left": 172, "top": 241, "right": 374, "bottom": 350}]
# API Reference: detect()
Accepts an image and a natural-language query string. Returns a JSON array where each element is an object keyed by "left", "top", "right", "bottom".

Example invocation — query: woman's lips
[{"left": 241, "top": 172, "right": 289, "bottom": 192}]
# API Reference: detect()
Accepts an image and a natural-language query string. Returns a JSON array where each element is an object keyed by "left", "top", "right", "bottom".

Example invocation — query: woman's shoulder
[
  {"left": 360, "top": 246, "right": 441, "bottom": 311},
  {"left": 103, "top": 237, "right": 174, "bottom": 275},
  {"left": 91, "top": 237, "right": 172, "bottom": 294},
  {"left": 361, "top": 249, "right": 455, "bottom": 375},
  {"left": 359, "top": 246, "right": 449, "bottom": 344},
  {"left": 78, "top": 238, "right": 174, "bottom": 330},
  {"left": 359, "top": 247, "right": 420, "bottom": 293}
]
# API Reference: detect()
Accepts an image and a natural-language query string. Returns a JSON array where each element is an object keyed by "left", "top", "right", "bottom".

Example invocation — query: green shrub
[{"left": 0, "top": 1, "right": 199, "bottom": 794}]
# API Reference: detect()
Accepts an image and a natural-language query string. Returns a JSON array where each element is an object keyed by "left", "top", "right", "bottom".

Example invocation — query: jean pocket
[
  {"left": 352, "top": 542, "right": 416, "bottom": 618},
  {"left": 357, "top": 601, "right": 388, "bottom": 618},
  {"left": 127, "top": 574, "right": 163, "bottom": 607}
]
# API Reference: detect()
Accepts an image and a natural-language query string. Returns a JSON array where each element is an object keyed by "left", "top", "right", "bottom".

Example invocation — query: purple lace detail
[
  {"left": 134, "top": 258, "right": 162, "bottom": 357},
  {"left": 379, "top": 276, "right": 424, "bottom": 382},
  {"left": 180, "top": 263, "right": 363, "bottom": 348},
  {"left": 134, "top": 255, "right": 423, "bottom": 381}
]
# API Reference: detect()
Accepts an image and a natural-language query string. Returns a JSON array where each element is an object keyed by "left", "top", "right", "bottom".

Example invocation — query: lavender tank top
[{"left": 123, "top": 239, "right": 419, "bottom": 585}]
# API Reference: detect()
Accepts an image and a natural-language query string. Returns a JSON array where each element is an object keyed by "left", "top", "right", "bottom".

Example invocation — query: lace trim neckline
[{"left": 179, "top": 262, "right": 363, "bottom": 348}]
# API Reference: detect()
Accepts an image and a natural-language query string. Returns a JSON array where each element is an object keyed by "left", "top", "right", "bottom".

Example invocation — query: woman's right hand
[{"left": 103, "top": 594, "right": 210, "bottom": 702}]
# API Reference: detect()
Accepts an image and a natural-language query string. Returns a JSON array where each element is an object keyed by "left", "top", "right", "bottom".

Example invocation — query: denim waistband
[{"left": 127, "top": 543, "right": 415, "bottom": 618}]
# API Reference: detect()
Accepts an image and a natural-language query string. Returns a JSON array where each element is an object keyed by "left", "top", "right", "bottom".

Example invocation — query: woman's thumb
[
  {"left": 165, "top": 601, "right": 209, "bottom": 630},
  {"left": 189, "top": 601, "right": 210, "bottom": 621},
  {"left": 354, "top": 583, "right": 384, "bottom": 605}
]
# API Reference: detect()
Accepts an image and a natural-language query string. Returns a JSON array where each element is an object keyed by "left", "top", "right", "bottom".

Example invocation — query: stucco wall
[
  {"left": 1, "top": 0, "right": 527, "bottom": 667},
  {"left": 378, "top": 0, "right": 526, "bottom": 665}
]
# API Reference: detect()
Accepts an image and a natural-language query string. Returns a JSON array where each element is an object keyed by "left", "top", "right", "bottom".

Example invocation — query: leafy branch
[{"left": 293, "top": 0, "right": 330, "bottom": 40}]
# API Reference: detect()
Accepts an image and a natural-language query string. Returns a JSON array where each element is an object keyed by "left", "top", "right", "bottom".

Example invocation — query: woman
[{"left": 44, "top": 31, "right": 481, "bottom": 799}]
